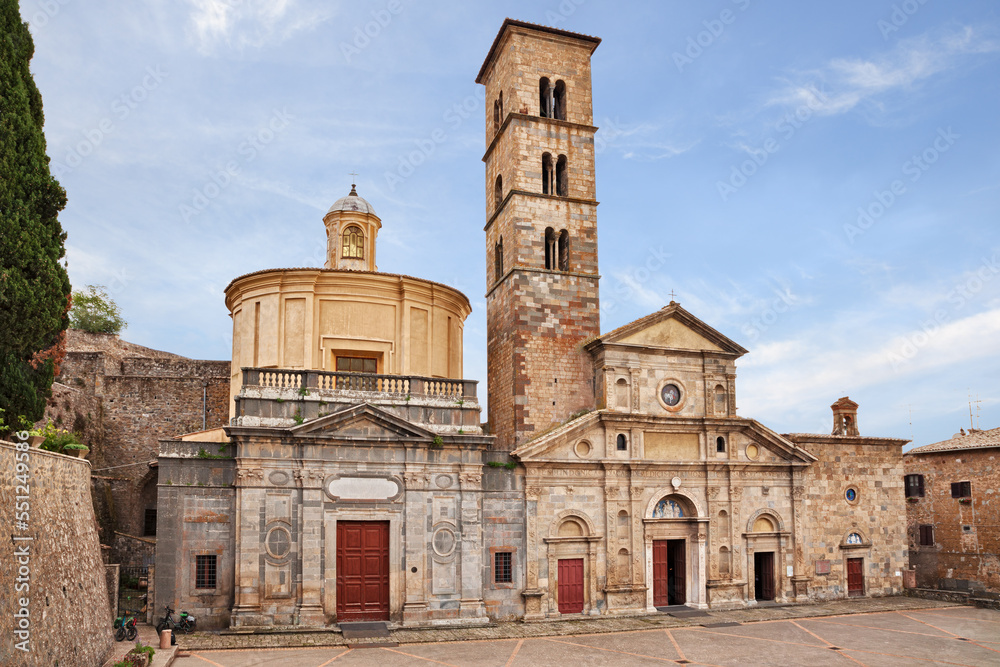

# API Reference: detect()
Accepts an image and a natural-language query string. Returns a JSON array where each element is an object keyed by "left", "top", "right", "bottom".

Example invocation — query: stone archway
[
  {"left": 642, "top": 492, "right": 708, "bottom": 610},
  {"left": 544, "top": 511, "right": 601, "bottom": 616},
  {"left": 743, "top": 509, "right": 788, "bottom": 604}
]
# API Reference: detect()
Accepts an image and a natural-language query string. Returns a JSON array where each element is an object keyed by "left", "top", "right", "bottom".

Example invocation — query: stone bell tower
[{"left": 477, "top": 19, "right": 602, "bottom": 451}]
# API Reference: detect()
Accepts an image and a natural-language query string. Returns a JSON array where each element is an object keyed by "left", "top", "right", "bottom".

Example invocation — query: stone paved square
[{"left": 173, "top": 605, "right": 1000, "bottom": 666}]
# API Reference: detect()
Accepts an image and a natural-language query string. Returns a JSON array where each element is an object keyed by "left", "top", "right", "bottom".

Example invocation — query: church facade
[{"left": 155, "top": 19, "right": 909, "bottom": 630}]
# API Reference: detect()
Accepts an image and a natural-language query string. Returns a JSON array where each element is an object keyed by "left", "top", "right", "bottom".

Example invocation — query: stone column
[
  {"left": 296, "top": 469, "right": 326, "bottom": 626},
  {"left": 694, "top": 522, "right": 709, "bottom": 609},
  {"left": 402, "top": 469, "right": 429, "bottom": 625},
  {"left": 522, "top": 483, "right": 544, "bottom": 620},
  {"left": 231, "top": 467, "right": 264, "bottom": 626},
  {"left": 790, "top": 474, "right": 810, "bottom": 601},
  {"left": 459, "top": 466, "right": 485, "bottom": 621}
]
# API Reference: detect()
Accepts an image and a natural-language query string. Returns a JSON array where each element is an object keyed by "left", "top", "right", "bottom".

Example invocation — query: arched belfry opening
[
  {"left": 554, "top": 80, "right": 566, "bottom": 120},
  {"left": 539, "top": 77, "right": 551, "bottom": 117},
  {"left": 495, "top": 174, "right": 503, "bottom": 210},
  {"left": 556, "top": 155, "right": 568, "bottom": 196}
]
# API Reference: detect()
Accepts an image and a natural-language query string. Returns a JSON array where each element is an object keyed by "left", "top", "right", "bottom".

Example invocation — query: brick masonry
[{"left": 905, "top": 442, "right": 1000, "bottom": 594}]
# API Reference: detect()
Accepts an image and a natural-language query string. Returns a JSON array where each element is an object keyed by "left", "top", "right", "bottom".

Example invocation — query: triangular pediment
[
  {"left": 291, "top": 403, "right": 433, "bottom": 442},
  {"left": 512, "top": 411, "right": 603, "bottom": 461},
  {"left": 591, "top": 303, "right": 748, "bottom": 356},
  {"left": 511, "top": 412, "right": 816, "bottom": 464}
]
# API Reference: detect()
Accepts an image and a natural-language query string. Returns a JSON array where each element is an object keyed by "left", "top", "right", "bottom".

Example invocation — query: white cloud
[
  {"left": 765, "top": 26, "right": 999, "bottom": 118},
  {"left": 187, "top": 0, "right": 336, "bottom": 53}
]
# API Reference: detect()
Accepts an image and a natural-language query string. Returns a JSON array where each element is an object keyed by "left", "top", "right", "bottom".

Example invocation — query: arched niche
[
  {"left": 644, "top": 491, "right": 702, "bottom": 520},
  {"left": 544, "top": 509, "right": 600, "bottom": 617}
]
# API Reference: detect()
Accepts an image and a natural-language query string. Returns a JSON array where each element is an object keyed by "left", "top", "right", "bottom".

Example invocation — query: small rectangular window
[
  {"left": 918, "top": 525, "right": 934, "bottom": 546},
  {"left": 336, "top": 356, "right": 377, "bottom": 373},
  {"left": 144, "top": 508, "right": 157, "bottom": 536},
  {"left": 494, "top": 551, "right": 512, "bottom": 584},
  {"left": 951, "top": 481, "right": 971, "bottom": 498},
  {"left": 904, "top": 474, "right": 925, "bottom": 498},
  {"left": 195, "top": 555, "right": 217, "bottom": 589}
]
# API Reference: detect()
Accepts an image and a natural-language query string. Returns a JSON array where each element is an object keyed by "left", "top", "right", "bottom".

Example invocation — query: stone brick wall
[
  {"left": 791, "top": 435, "right": 909, "bottom": 600},
  {"left": 482, "top": 453, "right": 526, "bottom": 620},
  {"left": 155, "top": 441, "right": 236, "bottom": 630},
  {"left": 40, "top": 330, "right": 230, "bottom": 551},
  {"left": 905, "top": 446, "right": 1000, "bottom": 593},
  {"left": 0, "top": 441, "right": 113, "bottom": 666}
]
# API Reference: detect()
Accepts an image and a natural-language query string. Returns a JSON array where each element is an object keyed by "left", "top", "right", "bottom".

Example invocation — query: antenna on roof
[
  {"left": 908, "top": 404, "right": 913, "bottom": 443},
  {"left": 968, "top": 390, "right": 976, "bottom": 430}
]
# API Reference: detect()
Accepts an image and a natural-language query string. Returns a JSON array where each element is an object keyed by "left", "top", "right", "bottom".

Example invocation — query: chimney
[{"left": 831, "top": 397, "right": 859, "bottom": 436}]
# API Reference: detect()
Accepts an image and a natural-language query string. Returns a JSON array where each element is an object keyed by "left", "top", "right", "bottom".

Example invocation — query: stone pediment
[
  {"left": 290, "top": 403, "right": 433, "bottom": 442},
  {"left": 512, "top": 412, "right": 816, "bottom": 464},
  {"left": 513, "top": 411, "right": 603, "bottom": 461},
  {"left": 589, "top": 302, "right": 747, "bottom": 356},
  {"left": 742, "top": 419, "right": 817, "bottom": 464}
]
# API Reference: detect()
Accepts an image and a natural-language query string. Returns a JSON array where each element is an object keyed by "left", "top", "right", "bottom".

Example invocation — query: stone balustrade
[{"left": 241, "top": 367, "right": 477, "bottom": 400}]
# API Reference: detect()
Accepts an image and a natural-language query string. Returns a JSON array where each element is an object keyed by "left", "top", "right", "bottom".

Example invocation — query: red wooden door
[
  {"left": 336, "top": 521, "right": 390, "bottom": 621},
  {"left": 653, "top": 541, "right": 669, "bottom": 606},
  {"left": 558, "top": 558, "right": 584, "bottom": 614},
  {"left": 847, "top": 558, "right": 864, "bottom": 597}
]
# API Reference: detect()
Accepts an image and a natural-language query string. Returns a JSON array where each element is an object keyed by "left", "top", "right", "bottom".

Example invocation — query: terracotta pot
[{"left": 28, "top": 435, "right": 45, "bottom": 448}]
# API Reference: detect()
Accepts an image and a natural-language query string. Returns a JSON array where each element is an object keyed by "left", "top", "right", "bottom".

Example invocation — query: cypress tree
[{"left": 0, "top": 1, "right": 71, "bottom": 432}]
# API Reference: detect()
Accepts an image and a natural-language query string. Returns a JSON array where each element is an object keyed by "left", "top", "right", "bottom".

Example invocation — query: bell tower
[{"left": 477, "top": 20, "right": 602, "bottom": 451}]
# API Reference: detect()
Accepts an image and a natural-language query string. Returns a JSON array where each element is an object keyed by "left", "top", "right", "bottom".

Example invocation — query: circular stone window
[
  {"left": 432, "top": 527, "right": 456, "bottom": 557},
  {"left": 656, "top": 379, "right": 686, "bottom": 411},
  {"left": 574, "top": 440, "right": 593, "bottom": 458},
  {"left": 265, "top": 525, "right": 291, "bottom": 559},
  {"left": 845, "top": 487, "right": 859, "bottom": 504},
  {"left": 745, "top": 444, "right": 759, "bottom": 460}
]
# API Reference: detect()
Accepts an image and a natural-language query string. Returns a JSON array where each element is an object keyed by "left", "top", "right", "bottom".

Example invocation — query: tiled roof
[{"left": 906, "top": 426, "right": 1000, "bottom": 454}]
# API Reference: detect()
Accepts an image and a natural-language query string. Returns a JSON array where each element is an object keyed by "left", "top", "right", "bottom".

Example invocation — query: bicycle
[
  {"left": 114, "top": 611, "right": 138, "bottom": 642},
  {"left": 156, "top": 605, "right": 196, "bottom": 634}
]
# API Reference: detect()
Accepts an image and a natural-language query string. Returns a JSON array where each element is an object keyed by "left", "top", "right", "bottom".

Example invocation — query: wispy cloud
[
  {"left": 187, "top": 0, "right": 336, "bottom": 53},
  {"left": 765, "top": 26, "right": 999, "bottom": 118}
]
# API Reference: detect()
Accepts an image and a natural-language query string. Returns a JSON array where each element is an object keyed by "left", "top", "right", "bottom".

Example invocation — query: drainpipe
[{"left": 202, "top": 382, "right": 208, "bottom": 431}]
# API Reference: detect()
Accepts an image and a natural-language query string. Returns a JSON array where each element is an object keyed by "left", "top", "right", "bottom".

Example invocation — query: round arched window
[
  {"left": 342, "top": 226, "right": 364, "bottom": 259},
  {"left": 616, "top": 434, "right": 627, "bottom": 451}
]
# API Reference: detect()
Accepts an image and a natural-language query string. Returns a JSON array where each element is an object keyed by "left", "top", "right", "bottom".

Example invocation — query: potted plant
[
  {"left": 30, "top": 421, "right": 86, "bottom": 456},
  {"left": 63, "top": 443, "right": 90, "bottom": 459},
  {"left": 116, "top": 641, "right": 155, "bottom": 667}
]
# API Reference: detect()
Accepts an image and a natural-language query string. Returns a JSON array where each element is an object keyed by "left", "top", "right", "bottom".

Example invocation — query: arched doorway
[{"left": 643, "top": 493, "right": 708, "bottom": 609}]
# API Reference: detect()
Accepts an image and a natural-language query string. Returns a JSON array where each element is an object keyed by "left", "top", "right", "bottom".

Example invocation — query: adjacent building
[
  {"left": 905, "top": 427, "right": 1000, "bottom": 596},
  {"left": 155, "top": 18, "right": 912, "bottom": 629}
]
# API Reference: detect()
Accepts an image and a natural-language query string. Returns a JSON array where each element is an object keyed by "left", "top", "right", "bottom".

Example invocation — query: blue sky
[{"left": 21, "top": 0, "right": 1000, "bottom": 448}]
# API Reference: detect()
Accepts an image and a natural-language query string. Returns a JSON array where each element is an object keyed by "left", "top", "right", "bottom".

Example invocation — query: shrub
[{"left": 30, "top": 420, "right": 82, "bottom": 453}]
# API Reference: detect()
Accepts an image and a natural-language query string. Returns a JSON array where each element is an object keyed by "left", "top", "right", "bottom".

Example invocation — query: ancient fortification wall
[{"left": 0, "top": 441, "right": 113, "bottom": 666}]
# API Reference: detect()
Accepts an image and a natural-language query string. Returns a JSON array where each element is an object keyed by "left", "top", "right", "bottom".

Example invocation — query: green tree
[
  {"left": 70, "top": 285, "right": 126, "bottom": 334},
  {"left": 0, "top": 2, "right": 71, "bottom": 433}
]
